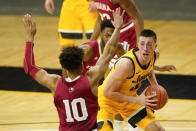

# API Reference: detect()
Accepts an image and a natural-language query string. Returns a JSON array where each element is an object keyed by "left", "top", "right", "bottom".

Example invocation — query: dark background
[{"left": 0, "top": 0, "right": 196, "bottom": 21}]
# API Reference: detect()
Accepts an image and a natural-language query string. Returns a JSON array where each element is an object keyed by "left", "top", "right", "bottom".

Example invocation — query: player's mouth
[{"left": 143, "top": 53, "right": 149, "bottom": 57}]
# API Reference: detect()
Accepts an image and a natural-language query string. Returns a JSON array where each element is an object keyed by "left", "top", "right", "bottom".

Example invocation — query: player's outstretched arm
[
  {"left": 154, "top": 49, "right": 177, "bottom": 72},
  {"left": 87, "top": 8, "right": 124, "bottom": 96},
  {"left": 115, "top": 0, "right": 144, "bottom": 38},
  {"left": 90, "top": 15, "right": 101, "bottom": 41},
  {"left": 116, "top": 43, "right": 126, "bottom": 57},
  {"left": 154, "top": 65, "right": 177, "bottom": 72},
  {"left": 80, "top": 44, "right": 93, "bottom": 62},
  {"left": 23, "top": 14, "right": 60, "bottom": 94}
]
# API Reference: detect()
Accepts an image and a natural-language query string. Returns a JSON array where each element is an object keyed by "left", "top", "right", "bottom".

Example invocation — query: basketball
[{"left": 145, "top": 84, "right": 168, "bottom": 110}]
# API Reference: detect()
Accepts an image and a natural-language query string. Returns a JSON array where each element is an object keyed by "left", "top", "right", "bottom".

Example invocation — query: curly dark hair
[
  {"left": 140, "top": 29, "right": 157, "bottom": 43},
  {"left": 59, "top": 46, "right": 84, "bottom": 73},
  {"left": 101, "top": 19, "right": 115, "bottom": 32}
]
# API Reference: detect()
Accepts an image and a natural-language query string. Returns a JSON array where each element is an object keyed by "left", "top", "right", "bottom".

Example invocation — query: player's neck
[
  {"left": 67, "top": 73, "right": 81, "bottom": 80},
  {"left": 66, "top": 68, "right": 82, "bottom": 80}
]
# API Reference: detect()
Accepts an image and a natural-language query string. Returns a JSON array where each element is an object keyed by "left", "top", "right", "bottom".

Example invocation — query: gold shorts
[
  {"left": 58, "top": 0, "right": 97, "bottom": 46},
  {"left": 97, "top": 100, "right": 156, "bottom": 130}
]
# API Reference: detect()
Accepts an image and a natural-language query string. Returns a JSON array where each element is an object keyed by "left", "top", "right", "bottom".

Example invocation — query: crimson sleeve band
[{"left": 24, "top": 42, "right": 41, "bottom": 78}]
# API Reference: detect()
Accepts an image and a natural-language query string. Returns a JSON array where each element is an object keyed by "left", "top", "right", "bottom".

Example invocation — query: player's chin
[{"left": 142, "top": 54, "right": 150, "bottom": 60}]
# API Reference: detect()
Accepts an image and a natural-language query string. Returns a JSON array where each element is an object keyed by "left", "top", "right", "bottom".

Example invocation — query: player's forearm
[
  {"left": 154, "top": 65, "right": 160, "bottom": 71},
  {"left": 103, "top": 27, "right": 121, "bottom": 57},
  {"left": 103, "top": 91, "right": 137, "bottom": 103},
  {"left": 24, "top": 42, "right": 40, "bottom": 78},
  {"left": 116, "top": 43, "right": 125, "bottom": 57},
  {"left": 154, "top": 65, "right": 164, "bottom": 72},
  {"left": 90, "top": 16, "right": 101, "bottom": 41},
  {"left": 134, "top": 15, "right": 144, "bottom": 38}
]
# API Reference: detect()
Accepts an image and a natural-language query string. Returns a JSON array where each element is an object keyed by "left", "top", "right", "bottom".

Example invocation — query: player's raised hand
[
  {"left": 23, "top": 14, "right": 36, "bottom": 42},
  {"left": 112, "top": 8, "right": 125, "bottom": 29},
  {"left": 45, "top": 0, "right": 55, "bottom": 15}
]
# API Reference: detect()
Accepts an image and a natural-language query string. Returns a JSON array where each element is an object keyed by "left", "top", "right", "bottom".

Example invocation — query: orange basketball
[{"left": 145, "top": 84, "right": 168, "bottom": 110}]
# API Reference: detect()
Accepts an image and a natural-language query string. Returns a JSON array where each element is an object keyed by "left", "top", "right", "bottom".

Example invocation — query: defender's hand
[
  {"left": 112, "top": 8, "right": 125, "bottom": 30},
  {"left": 23, "top": 14, "right": 36, "bottom": 42}
]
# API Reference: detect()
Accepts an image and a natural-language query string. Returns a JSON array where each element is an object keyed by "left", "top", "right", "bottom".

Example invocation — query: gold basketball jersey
[{"left": 98, "top": 49, "right": 156, "bottom": 106}]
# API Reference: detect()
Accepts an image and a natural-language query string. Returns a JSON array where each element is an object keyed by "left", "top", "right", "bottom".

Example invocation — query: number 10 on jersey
[{"left": 63, "top": 98, "right": 88, "bottom": 122}]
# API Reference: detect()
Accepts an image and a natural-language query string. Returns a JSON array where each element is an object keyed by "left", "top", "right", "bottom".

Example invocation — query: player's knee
[
  {"left": 159, "top": 127, "right": 165, "bottom": 131},
  {"left": 153, "top": 127, "right": 165, "bottom": 131},
  {"left": 145, "top": 121, "right": 165, "bottom": 131}
]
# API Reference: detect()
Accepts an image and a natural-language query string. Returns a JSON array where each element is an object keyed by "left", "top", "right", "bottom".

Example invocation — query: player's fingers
[
  {"left": 146, "top": 99, "right": 158, "bottom": 103},
  {"left": 146, "top": 94, "right": 156, "bottom": 99},
  {"left": 27, "top": 15, "right": 32, "bottom": 26},
  {"left": 32, "top": 22, "right": 36, "bottom": 29},
  {"left": 25, "top": 14, "right": 30, "bottom": 26},
  {"left": 118, "top": 7, "right": 121, "bottom": 15},
  {"left": 171, "top": 66, "right": 177, "bottom": 71},
  {"left": 114, "top": 7, "right": 119, "bottom": 16},
  {"left": 146, "top": 102, "right": 157, "bottom": 107},
  {"left": 22, "top": 15, "right": 27, "bottom": 23},
  {"left": 121, "top": 10, "right": 125, "bottom": 17}
]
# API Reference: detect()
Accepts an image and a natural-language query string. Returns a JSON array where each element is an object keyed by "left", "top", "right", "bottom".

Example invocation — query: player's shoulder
[{"left": 115, "top": 57, "right": 133, "bottom": 71}]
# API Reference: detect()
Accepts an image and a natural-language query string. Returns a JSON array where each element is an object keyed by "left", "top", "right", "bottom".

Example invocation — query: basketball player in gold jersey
[
  {"left": 45, "top": 0, "right": 97, "bottom": 49},
  {"left": 97, "top": 29, "right": 165, "bottom": 131}
]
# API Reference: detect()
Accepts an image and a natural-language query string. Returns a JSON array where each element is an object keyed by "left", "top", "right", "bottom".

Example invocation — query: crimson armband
[{"left": 24, "top": 42, "right": 40, "bottom": 78}]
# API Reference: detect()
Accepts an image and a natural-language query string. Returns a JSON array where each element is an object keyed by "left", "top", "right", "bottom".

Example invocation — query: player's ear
[{"left": 154, "top": 43, "right": 157, "bottom": 49}]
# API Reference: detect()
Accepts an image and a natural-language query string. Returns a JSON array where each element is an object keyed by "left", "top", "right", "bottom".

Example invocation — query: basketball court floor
[
  {"left": 0, "top": 0, "right": 196, "bottom": 130},
  {"left": 0, "top": 14, "right": 196, "bottom": 131}
]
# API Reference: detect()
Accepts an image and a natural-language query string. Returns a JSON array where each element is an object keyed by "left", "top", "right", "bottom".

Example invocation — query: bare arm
[
  {"left": 103, "top": 59, "right": 157, "bottom": 108},
  {"left": 90, "top": 15, "right": 101, "bottom": 41},
  {"left": 154, "top": 65, "right": 177, "bottom": 72},
  {"left": 87, "top": 8, "right": 124, "bottom": 96},
  {"left": 80, "top": 44, "right": 93, "bottom": 62},
  {"left": 116, "top": 43, "right": 126, "bottom": 57},
  {"left": 34, "top": 69, "right": 60, "bottom": 95},
  {"left": 23, "top": 14, "right": 60, "bottom": 95},
  {"left": 103, "top": 59, "right": 136, "bottom": 102},
  {"left": 115, "top": 0, "right": 144, "bottom": 38},
  {"left": 154, "top": 49, "right": 177, "bottom": 72},
  {"left": 147, "top": 70, "right": 158, "bottom": 85}
]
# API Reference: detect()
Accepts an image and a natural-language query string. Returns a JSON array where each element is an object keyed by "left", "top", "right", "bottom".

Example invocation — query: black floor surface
[{"left": 0, "top": 67, "right": 196, "bottom": 99}]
